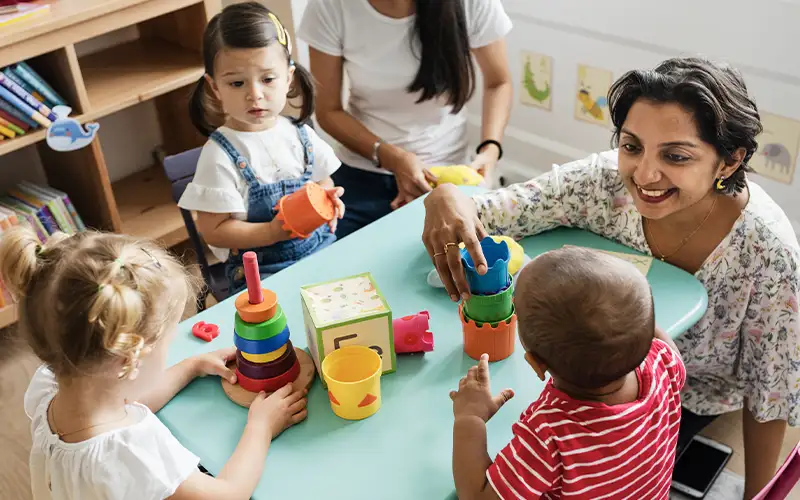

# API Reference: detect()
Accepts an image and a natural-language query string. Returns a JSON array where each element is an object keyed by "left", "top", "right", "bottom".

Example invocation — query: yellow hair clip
[{"left": 268, "top": 13, "right": 287, "bottom": 47}]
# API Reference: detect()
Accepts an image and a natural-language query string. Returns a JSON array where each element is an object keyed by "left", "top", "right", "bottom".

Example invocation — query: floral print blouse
[{"left": 474, "top": 150, "right": 800, "bottom": 425}]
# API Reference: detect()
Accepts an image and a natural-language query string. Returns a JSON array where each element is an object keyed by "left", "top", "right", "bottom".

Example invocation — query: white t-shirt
[
  {"left": 25, "top": 366, "right": 200, "bottom": 500},
  {"left": 178, "top": 117, "right": 341, "bottom": 261},
  {"left": 297, "top": 0, "right": 512, "bottom": 174}
]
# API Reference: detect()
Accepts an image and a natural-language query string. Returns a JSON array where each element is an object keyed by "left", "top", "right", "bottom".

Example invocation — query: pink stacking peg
[{"left": 243, "top": 251, "right": 263, "bottom": 304}]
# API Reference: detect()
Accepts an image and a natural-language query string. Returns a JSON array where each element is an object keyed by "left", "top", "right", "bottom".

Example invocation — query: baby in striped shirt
[{"left": 450, "top": 246, "right": 686, "bottom": 499}]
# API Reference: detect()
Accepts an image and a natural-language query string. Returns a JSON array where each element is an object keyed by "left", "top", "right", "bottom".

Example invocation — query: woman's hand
[
  {"left": 248, "top": 384, "right": 308, "bottom": 439},
  {"left": 380, "top": 144, "right": 438, "bottom": 210},
  {"left": 470, "top": 145, "right": 501, "bottom": 179},
  {"left": 191, "top": 347, "right": 238, "bottom": 384},
  {"left": 422, "top": 184, "right": 490, "bottom": 301},
  {"left": 323, "top": 185, "right": 345, "bottom": 233}
]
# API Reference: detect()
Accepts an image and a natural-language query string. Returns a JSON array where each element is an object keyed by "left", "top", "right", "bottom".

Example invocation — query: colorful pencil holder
[
  {"left": 461, "top": 237, "right": 510, "bottom": 295},
  {"left": 274, "top": 183, "right": 335, "bottom": 239},
  {"left": 460, "top": 303, "right": 516, "bottom": 362},
  {"left": 322, "top": 346, "right": 382, "bottom": 420},
  {"left": 234, "top": 305, "right": 287, "bottom": 341},
  {"left": 463, "top": 275, "right": 514, "bottom": 323}
]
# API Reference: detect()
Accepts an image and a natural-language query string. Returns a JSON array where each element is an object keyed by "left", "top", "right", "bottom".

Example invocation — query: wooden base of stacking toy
[{"left": 221, "top": 348, "right": 316, "bottom": 408}]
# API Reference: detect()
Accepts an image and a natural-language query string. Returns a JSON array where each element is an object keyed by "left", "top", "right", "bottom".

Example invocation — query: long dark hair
[
  {"left": 608, "top": 57, "right": 762, "bottom": 195},
  {"left": 189, "top": 2, "right": 315, "bottom": 136},
  {"left": 407, "top": 0, "right": 475, "bottom": 113}
]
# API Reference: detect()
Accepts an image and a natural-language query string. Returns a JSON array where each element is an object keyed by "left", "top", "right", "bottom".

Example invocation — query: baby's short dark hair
[{"left": 516, "top": 246, "right": 655, "bottom": 389}]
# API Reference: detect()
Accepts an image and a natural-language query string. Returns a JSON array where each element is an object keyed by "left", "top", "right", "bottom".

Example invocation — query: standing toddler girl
[
  {"left": 180, "top": 2, "right": 344, "bottom": 291},
  {"left": 3, "top": 227, "right": 308, "bottom": 499}
]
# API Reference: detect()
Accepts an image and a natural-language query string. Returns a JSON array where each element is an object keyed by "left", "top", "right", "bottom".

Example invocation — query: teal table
[{"left": 158, "top": 187, "right": 708, "bottom": 499}]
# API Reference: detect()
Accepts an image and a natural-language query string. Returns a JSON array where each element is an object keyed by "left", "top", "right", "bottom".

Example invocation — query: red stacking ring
[
  {"left": 236, "top": 341, "right": 296, "bottom": 380},
  {"left": 235, "top": 358, "right": 301, "bottom": 393}
]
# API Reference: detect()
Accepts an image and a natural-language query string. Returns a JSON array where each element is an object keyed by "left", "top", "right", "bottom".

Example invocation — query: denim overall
[{"left": 210, "top": 125, "right": 336, "bottom": 293}]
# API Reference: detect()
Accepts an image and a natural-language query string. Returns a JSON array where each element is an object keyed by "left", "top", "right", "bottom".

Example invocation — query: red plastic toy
[
  {"left": 192, "top": 321, "right": 220, "bottom": 342},
  {"left": 393, "top": 311, "right": 434, "bottom": 354}
]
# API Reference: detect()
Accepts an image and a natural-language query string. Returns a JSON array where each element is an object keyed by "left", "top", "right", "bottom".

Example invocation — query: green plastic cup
[{"left": 463, "top": 275, "right": 514, "bottom": 323}]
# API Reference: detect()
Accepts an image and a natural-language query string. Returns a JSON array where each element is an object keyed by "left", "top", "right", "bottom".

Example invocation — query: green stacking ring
[
  {"left": 234, "top": 305, "right": 287, "bottom": 341},
  {"left": 464, "top": 275, "right": 514, "bottom": 323}
]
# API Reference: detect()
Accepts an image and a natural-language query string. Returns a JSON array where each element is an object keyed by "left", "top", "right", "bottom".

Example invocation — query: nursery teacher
[
  {"left": 298, "top": 0, "right": 513, "bottom": 238},
  {"left": 423, "top": 57, "right": 800, "bottom": 499}
]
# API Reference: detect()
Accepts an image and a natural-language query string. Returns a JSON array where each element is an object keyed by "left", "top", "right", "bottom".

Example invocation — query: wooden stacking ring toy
[
  {"left": 234, "top": 305, "right": 287, "bottom": 341},
  {"left": 460, "top": 303, "right": 516, "bottom": 362},
  {"left": 241, "top": 343, "right": 288, "bottom": 363},
  {"left": 222, "top": 348, "right": 316, "bottom": 408},
  {"left": 235, "top": 287, "right": 278, "bottom": 324},
  {"left": 234, "top": 325, "right": 290, "bottom": 354},
  {"left": 236, "top": 341, "right": 297, "bottom": 379},
  {"left": 235, "top": 358, "right": 301, "bottom": 393}
]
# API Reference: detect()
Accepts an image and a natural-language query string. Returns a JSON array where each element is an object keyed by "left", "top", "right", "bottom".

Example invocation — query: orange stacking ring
[
  {"left": 235, "top": 287, "right": 278, "bottom": 323},
  {"left": 235, "top": 357, "right": 301, "bottom": 393},
  {"left": 459, "top": 303, "right": 516, "bottom": 362}
]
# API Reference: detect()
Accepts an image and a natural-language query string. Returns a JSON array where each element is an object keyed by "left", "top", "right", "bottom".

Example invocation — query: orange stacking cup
[
  {"left": 274, "top": 183, "right": 335, "bottom": 239},
  {"left": 459, "top": 303, "right": 516, "bottom": 362}
]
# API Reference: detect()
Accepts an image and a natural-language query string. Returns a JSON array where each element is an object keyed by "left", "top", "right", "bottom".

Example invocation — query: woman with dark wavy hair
[
  {"left": 423, "top": 57, "right": 800, "bottom": 499},
  {"left": 298, "top": 0, "right": 513, "bottom": 238}
]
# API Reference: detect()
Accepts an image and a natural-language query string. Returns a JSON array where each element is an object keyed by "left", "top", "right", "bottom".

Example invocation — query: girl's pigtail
[
  {"left": 189, "top": 76, "right": 214, "bottom": 137},
  {"left": 289, "top": 62, "right": 316, "bottom": 126}
]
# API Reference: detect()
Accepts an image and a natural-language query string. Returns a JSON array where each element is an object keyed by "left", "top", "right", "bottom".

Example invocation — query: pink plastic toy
[
  {"left": 192, "top": 321, "right": 220, "bottom": 342},
  {"left": 243, "top": 251, "right": 263, "bottom": 304},
  {"left": 393, "top": 311, "right": 434, "bottom": 354}
]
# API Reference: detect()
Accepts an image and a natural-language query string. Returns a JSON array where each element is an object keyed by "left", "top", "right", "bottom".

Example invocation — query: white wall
[{"left": 289, "top": 0, "right": 800, "bottom": 236}]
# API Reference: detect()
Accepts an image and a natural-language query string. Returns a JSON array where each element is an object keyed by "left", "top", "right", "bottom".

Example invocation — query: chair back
[{"left": 754, "top": 441, "right": 800, "bottom": 500}]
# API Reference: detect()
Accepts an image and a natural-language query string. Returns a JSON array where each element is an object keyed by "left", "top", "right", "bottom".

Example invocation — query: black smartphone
[{"left": 671, "top": 435, "right": 733, "bottom": 498}]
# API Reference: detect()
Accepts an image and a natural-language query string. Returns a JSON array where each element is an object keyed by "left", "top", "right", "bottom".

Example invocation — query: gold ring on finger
[{"left": 443, "top": 242, "right": 458, "bottom": 253}]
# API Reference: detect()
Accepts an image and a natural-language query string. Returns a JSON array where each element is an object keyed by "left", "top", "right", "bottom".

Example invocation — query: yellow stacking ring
[{"left": 241, "top": 343, "right": 288, "bottom": 363}]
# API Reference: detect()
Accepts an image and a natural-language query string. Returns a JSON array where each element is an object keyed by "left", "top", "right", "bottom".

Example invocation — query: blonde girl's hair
[{"left": 0, "top": 226, "right": 198, "bottom": 378}]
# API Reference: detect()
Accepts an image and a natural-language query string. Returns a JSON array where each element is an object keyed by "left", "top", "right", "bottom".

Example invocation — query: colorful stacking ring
[
  {"left": 234, "top": 305, "right": 287, "bottom": 341},
  {"left": 235, "top": 357, "right": 301, "bottom": 393},
  {"left": 241, "top": 343, "right": 288, "bottom": 363},
  {"left": 234, "top": 325, "right": 290, "bottom": 354},
  {"left": 235, "top": 287, "right": 278, "bottom": 324},
  {"left": 236, "top": 341, "right": 297, "bottom": 380}
]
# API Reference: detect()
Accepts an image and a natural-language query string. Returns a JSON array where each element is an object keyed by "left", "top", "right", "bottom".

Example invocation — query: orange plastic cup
[
  {"left": 459, "top": 303, "right": 516, "bottom": 362},
  {"left": 274, "top": 184, "right": 335, "bottom": 239}
]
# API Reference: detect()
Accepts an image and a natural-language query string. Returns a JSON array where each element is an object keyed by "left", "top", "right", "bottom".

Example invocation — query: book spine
[
  {"left": 12, "top": 63, "right": 65, "bottom": 108},
  {"left": 0, "top": 98, "right": 37, "bottom": 129},
  {"left": 0, "top": 123, "right": 14, "bottom": 139},
  {"left": 60, "top": 195, "right": 85, "bottom": 231},
  {"left": 1, "top": 69, "right": 44, "bottom": 103},
  {"left": 0, "top": 108, "right": 30, "bottom": 131},
  {"left": 0, "top": 73, "right": 56, "bottom": 121},
  {"left": 0, "top": 85, "right": 50, "bottom": 127},
  {"left": 0, "top": 114, "right": 24, "bottom": 135}
]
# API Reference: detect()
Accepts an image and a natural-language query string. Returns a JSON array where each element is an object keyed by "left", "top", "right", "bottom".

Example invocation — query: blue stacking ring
[{"left": 234, "top": 325, "right": 291, "bottom": 354}]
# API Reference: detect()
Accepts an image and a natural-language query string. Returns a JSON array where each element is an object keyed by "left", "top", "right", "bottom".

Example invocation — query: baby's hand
[
  {"left": 248, "top": 383, "right": 308, "bottom": 439},
  {"left": 450, "top": 353, "right": 514, "bottom": 423},
  {"left": 323, "top": 186, "right": 345, "bottom": 234},
  {"left": 191, "top": 347, "right": 237, "bottom": 384}
]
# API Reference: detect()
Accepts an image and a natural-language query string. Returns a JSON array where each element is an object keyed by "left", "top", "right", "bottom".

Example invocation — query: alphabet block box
[{"left": 301, "top": 273, "right": 396, "bottom": 386}]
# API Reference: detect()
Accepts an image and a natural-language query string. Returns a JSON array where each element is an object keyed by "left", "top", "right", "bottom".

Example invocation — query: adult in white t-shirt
[{"left": 298, "top": 0, "right": 513, "bottom": 238}]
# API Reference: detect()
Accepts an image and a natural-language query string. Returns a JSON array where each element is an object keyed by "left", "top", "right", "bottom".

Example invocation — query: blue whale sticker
[{"left": 46, "top": 106, "right": 99, "bottom": 152}]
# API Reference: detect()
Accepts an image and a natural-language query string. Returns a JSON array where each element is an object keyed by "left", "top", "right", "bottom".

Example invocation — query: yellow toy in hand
[{"left": 429, "top": 165, "right": 484, "bottom": 187}]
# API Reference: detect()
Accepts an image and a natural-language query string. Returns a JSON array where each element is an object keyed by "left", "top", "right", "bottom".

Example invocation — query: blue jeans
[{"left": 332, "top": 164, "right": 398, "bottom": 239}]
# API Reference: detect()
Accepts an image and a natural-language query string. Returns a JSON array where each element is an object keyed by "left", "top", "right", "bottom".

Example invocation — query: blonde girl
[
  {"left": 2, "top": 227, "right": 307, "bottom": 500},
  {"left": 180, "top": 2, "right": 345, "bottom": 293}
]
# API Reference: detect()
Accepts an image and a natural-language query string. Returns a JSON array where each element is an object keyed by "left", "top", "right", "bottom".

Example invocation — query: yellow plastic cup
[{"left": 321, "top": 345, "right": 382, "bottom": 420}]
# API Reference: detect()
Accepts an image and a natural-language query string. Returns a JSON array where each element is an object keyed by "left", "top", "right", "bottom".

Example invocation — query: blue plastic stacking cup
[{"left": 461, "top": 237, "right": 510, "bottom": 295}]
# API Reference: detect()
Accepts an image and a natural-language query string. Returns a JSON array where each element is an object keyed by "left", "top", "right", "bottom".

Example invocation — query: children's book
[
  {"left": 19, "top": 181, "right": 76, "bottom": 233},
  {"left": 0, "top": 84, "right": 50, "bottom": 127},
  {"left": 0, "top": 107, "right": 30, "bottom": 131},
  {"left": 0, "top": 72, "right": 56, "bottom": 121},
  {"left": 0, "top": 2, "right": 50, "bottom": 29},
  {"left": 0, "top": 97, "right": 37, "bottom": 128},
  {"left": 0, "top": 197, "right": 47, "bottom": 242},
  {"left": 7, "top": 189, "right": 57, "bottom": 234},
  {"left": 0, "top": 113, "right": 24, "bottom": 135},
  {"left": 11, "top": 62, "right": 64, "bottom": 108},
  {"left": 1, "top": 68, "right": 44, "bottom": 103},
  {"left": 30, "top": 183, "right": 85, "bottom": 231}
]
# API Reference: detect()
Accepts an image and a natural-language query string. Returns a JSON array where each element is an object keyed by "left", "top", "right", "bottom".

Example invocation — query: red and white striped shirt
[{"left": 487, "top": 339, "right": 686, "bottom": 499}]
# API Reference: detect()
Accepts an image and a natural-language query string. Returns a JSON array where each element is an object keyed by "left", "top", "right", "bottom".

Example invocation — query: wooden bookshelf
[{"left": 0, "top": 0, "right": 221, "bottom": 328}]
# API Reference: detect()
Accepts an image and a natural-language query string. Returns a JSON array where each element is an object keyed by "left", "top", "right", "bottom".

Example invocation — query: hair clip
[
  {"left": 114, "top": 257, "right": 125, "bottom": 268},
  {"left": 34, "top": 244, "right": 42, "bottom": 256},
  {"left": 140, "top": 247, "right": 162, "bottom": 269},
  {"left": 98, "top": 283, "right": 107, "bottom": 293}
]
